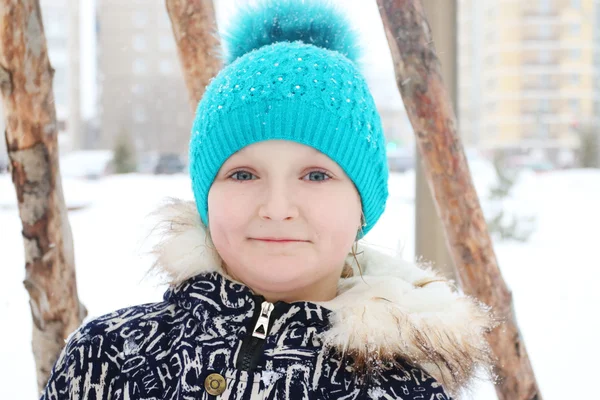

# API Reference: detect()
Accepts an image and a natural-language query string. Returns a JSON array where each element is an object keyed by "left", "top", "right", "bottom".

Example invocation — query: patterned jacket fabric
[
  {"left": 41, "top": 272, "right": 451, "bottom": 399},
  {"left": 40, "top": 200, "right": 493, "bottom": 399}
]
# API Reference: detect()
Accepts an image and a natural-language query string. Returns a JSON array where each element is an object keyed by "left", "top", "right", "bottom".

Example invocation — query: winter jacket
[{"left": 41, "top": 200, "right": 493, "bottom": 399}]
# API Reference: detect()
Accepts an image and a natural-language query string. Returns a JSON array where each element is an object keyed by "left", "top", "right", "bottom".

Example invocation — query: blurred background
[{"left": 1, "top": 0, "right": 599, "bottom": 398}]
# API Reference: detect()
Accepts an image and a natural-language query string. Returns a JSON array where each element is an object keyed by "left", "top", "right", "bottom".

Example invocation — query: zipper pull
[{"left": 252, "top": 301, "right": 274, "bottom": 340}]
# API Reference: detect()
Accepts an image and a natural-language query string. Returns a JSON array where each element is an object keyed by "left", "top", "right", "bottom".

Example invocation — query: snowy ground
[{"left": 1, "top": 167, "right": 599, "bottom": 399}]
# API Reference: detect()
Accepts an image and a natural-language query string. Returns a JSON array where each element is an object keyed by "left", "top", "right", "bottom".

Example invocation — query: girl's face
[{"left": 207, "top": 140, "right": 362, "bottom": 303}]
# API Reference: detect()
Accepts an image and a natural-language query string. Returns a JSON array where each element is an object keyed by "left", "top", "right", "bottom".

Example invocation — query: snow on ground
[{"left": 1, "top": 167, "right": 599, "bottom": 399}]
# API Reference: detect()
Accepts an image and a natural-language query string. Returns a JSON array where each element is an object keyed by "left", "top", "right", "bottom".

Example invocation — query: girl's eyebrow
[{"left": 222, "top": 148, "right": 334, "bottom": 171}]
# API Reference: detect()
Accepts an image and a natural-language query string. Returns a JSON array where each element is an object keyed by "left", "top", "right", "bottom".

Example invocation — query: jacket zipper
[
  {"left": 237, "top": 297, "right": 279, "bottom": 371},
  {"left": 252, "top": 301, "right": 274, "bottom": 339}
]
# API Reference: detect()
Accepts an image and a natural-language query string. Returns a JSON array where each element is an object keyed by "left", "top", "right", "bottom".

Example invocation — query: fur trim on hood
[{"left": 149, "top": 199, "right": 495, "bottom": 396}]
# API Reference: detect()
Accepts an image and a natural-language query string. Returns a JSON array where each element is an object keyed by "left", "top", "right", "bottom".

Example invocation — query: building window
[
  {"left": 133, "top": 11, "right": 148, "bottom": 28},
  {"left": 159, "top": 35, "right": 175, "bottom": 51},
  {"left": 133, "top": 58, "right": 147, "bottom": 74},
  {"left": 133, "top": 35, "right": 146, "bottom": 51},
  {"left": 570, "top": 48, "right": 581, "bottom": 59},
  {"left": 53, "top": 86, "right": 67, "bottom": 109},
  {"left": 134, "top": 105, "right": 147, "bottom": 123},
  {"left": 52, "top": 67, "right": 69, "bottom": 108},
  {"left": 158, "top": 8, "right": 172, "bottom": 28},
  {"left": 570, "top": 74, "right": 580, "bottom": 84},
  {"left": 571, "top": 0, "right": 581, "bottom": 9},
  {"left": 536, "top": 124, "right": 548, "bottom": 139},
  {"left": 539, "top": 0, "right": 551, "bottom": 14},
  {"left": 539, "top": 99, "right": 550, "bottom": 112},
  {"left": 570, "top": 24, "right": 581, "bottom": 36},
  {"left": 569, "top": 99, "right": 580, "bottom": 112},
  {"left": 48, "top": 48, "right": 68, "bottom": 65},
  {"left": 539, "top": 74, "right": 551, "bottom": 87},
  {"left": 159, "top": 60, "right": 174, "bottom": 74},
  {"left": 538, "top": 24, "right": 551, "bottom": 39},
  {"left": 131, "top": 83, "right": 145, "bottom": 95},
  {"left": 539, "top": 50, "right": 551, "bottom": 63},
  {"left": 45, "top": 17, "right": 64, "bottom": 37}
]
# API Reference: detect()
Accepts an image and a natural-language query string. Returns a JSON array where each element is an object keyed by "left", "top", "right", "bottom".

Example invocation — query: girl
[{"left": 42, "top": 1, "right": 493, "bottom": 399}]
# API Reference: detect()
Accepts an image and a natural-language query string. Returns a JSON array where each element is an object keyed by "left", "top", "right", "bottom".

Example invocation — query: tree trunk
[
  {"left": 376, "top": 1, "right": 542, "bottom": 399},
  {"left": 165, "top": 0, "right": 222, "bottom": 108},
  {"left": 0, "top": 0, "right": 86, "bottom": 392}
]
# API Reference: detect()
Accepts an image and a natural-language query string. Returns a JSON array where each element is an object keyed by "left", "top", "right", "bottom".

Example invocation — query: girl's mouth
[{"left": 252, "top": 238, "right": 308, "bottom": 243}]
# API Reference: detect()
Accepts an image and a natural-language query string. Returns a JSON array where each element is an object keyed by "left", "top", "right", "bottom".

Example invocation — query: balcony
[
  {"left": 522, "top": 7, "right": 559, "bottom": 18},
  {"left": 520, "top": 110, "right": 560, "bottom": 121},
  {"left": 521, "top": 56, "right": 560, "bottom": 66},
  {"left": 521, "top": 80, "right": 560, "bottom": 91},
  {"left": 522, "top": 31, "right": 560, "bottom": 42}
]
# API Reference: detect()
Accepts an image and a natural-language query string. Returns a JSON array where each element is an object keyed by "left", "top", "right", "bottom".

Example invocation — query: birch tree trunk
[
  {"left": 166, "top": 0, "right": 221, "bottom": 108},
  {"left": 376, "top": 0, "right": 542, "bottom": 399},
  {"left": 0, "top": 0, "right": 86, "bottom": 392}
]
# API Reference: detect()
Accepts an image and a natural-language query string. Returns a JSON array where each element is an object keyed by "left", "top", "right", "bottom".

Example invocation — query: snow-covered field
[{"left": 1, "top": 167, "right": 599, "bottom": 399}]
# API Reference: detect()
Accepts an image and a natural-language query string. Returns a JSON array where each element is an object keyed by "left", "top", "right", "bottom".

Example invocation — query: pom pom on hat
[{"left": 222, "top": 0, "right": 361, "bottom": 64}]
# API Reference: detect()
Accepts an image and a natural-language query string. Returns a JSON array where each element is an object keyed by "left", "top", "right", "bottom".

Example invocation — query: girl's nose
[{"left": 258, "top": 183, "right": 300, "bottom": 221}]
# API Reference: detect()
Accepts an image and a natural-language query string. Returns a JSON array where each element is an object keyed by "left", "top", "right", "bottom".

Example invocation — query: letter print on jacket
[{"left": 42, "top": 273, "right": 454, "bottom": 399}]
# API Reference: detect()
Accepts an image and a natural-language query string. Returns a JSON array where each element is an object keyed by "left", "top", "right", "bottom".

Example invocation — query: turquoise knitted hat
[{"left": 189, "top": 0, "right": 389, "bottom": 237}]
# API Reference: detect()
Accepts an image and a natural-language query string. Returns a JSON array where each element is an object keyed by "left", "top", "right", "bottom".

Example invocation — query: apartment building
[
  {"left": 97, "top": 0, "right": 193, "bottom": 156},
  {"left": 41, "top": 0, "right": 82, "bottom": 150},
  {"left": 459, "top": 0, "right": 600, "bottom": 156},
  {"left": 0, "top": 0, "right": 82, "bottom": 166}
]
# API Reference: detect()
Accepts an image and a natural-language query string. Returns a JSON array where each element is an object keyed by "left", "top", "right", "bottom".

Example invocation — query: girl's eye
[
  {"left": 305, "top": 170, "right": 331, "bottom": 181},
  {"left": 230, "top": 170, "right": 256, "bottom": 181},
  {"left": 228, "top": 170, "right": 331, "bottom": 181}
]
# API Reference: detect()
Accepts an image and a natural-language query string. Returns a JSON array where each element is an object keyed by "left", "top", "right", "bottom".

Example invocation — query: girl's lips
[{"left": 252, "top": 238, "right": 308, "bottom": 243}]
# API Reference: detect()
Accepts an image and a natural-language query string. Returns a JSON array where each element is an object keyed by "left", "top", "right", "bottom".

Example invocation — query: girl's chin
[
  {"left": 238, "top": 271, "right": 317, "bottom": 294},
  {"left": 246, "top": 271, "right": 312, "bottom": 285},
  {"left": 244, "top": 253, "right": 316, "bottom": 269}
]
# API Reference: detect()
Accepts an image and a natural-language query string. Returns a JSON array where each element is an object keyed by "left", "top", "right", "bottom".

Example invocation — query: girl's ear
[{"left": 356, "top": 212, "right": 366, "bottom": 239}]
